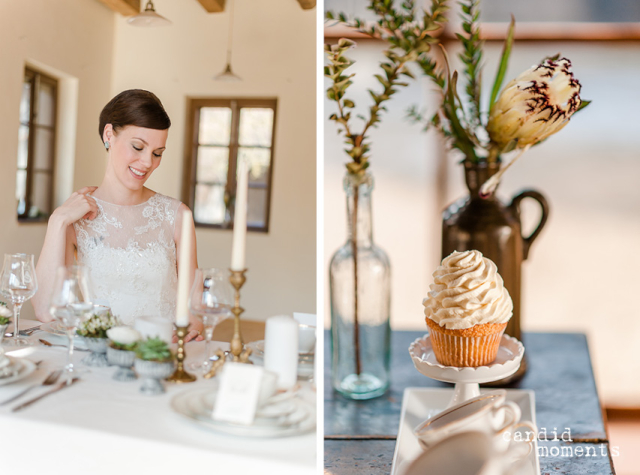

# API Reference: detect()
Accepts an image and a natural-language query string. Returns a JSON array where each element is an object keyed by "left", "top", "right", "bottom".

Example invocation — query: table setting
[
  {"left": 0, "top": 165, "right": 316, "bottom": 474},
  {"left": 1, "top": 310, "right": 316, "bottom": 474}
]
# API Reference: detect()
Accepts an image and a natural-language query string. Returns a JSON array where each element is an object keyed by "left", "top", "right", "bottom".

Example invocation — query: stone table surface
[{"left": 324, "top": 331, "right": 614, "bottom": 474}]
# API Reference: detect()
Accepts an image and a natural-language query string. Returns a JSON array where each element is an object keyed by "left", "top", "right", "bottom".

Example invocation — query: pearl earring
[{"left": 105, "top": 141, "right": 110, "bottom": 150}]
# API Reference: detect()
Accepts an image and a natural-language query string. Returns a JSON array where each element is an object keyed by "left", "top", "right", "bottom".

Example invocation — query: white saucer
[{"left": 0, "top": 357, "right": 36, "bottom": 386}]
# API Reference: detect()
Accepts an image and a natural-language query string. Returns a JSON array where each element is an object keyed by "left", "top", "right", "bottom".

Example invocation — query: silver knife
[
  {"left": 4, "top": 325, "right": 42, "bottom": 337},
  {"left": 12, "top": 378, "right": 80, "bottom": 412}
]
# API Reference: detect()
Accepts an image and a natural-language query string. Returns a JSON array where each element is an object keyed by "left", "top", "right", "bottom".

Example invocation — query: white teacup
[
  {"left": 402, "top": 431, "right": 530, "bottom": 475},
  {"left": 298, "top": 324, "right": 316, "bottom": 354},
  {"left": 492, "top": 408, "right": 537, "bottom": 456},
  {"left": 414, "top": 390, "right": 520, "bottom": 450}
]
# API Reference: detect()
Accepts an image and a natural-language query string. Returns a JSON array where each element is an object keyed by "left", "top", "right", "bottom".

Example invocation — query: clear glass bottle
[{"left": 329, "top": 173, "right": 391, "bottom": 400}]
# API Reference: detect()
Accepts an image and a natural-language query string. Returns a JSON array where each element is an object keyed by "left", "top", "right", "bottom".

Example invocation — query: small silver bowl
[
  {"left": 107, "top": 346, "right": 137, "bottom": 382},
  {"left": 82, "top": 337, "right": 110, "bottom": 367},
  {"left": 134, "top": 359, "right": 174, "bottom": 395}
]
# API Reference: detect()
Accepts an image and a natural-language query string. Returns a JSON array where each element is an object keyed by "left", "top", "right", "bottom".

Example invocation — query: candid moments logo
[{"left": 502, "top": 428, "right": 621, "bottom": 458}]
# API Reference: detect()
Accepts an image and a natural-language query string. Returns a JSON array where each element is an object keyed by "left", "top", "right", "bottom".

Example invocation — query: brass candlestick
[
  {"left": 167, "top": 325, "right": 196, "bottom": 383},
  {"left": 229, "top": 269, "right": 251, "bottom": 362},
  {"left": 203, "top": 269, "right": 252, "bottom": 379}
]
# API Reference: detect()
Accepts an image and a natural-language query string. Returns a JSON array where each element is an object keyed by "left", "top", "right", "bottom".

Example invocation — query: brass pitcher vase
[{"left": 442, "top": 161, "right": 549, "bottom": 382}]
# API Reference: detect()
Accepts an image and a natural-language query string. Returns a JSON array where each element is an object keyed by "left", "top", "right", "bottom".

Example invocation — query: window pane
[
  {"left": 36, "top": 81, "right": 55, "bottom": 127},
  {"left": 20, "top": 80, "right": 31, "bottom": 124},
  {"left": 34, "top": 127, "right": 54, "bottom": 170},
  {"left": 30, "top": 172, "right": 52, "bottom": 217},
  {"left": 16, "top": 169, "right": 27, "bottom": 207},
  {"left": 247, "top": 188, "right": 267, "bottom": 229},
  {"left": 194, "top": 184, "right": 227, "bottom": 225},
  {"left": 196, "top": 147, "right": 229, "bottom": 183},
  {"left": 238, "top": 147, "right": 271, "bottom": 185},
  {"left": 198, "top": 107, "right": 232, "bottom": 145},
  {"left": 17, "top": 125, "right": 29, "bottom": 169},
  {"left": 238, "top": 108, "right": 274, "bottom": 147}
]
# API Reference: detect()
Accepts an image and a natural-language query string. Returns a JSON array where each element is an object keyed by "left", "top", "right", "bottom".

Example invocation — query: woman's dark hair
[{"left": 98, "top": 89, "right": 171, "bottom": 140}]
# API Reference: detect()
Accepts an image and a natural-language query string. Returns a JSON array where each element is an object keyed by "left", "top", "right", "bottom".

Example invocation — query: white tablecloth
[{"left": 0, "top": 320, "right": 316, "bottom": 475}]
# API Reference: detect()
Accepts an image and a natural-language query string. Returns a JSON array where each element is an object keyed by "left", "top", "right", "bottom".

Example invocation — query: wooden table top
[
  {"left": 324, "top": 331, "right": 614, "bottom": 474},
  {"left": 214, "top": 319, "right": 265, "bottom": 343}
]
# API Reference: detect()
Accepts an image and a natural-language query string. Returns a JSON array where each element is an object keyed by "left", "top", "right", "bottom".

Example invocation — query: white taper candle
[
  {"left": 176, "top": 209, "right": 192, "bottom": 326},
  {"left": 231, "top": 160, "right": 249, "bottom": 271}
]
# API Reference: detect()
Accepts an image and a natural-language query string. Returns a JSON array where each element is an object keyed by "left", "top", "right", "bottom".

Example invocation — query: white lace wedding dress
[{"left": 73, "top": 193, "right": 181, "bottom": 325}]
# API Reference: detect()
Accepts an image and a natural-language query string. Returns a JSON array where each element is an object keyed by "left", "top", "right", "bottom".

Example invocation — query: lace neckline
[{"left": 91, "top": 193, "right": 157, "bottom": 207}]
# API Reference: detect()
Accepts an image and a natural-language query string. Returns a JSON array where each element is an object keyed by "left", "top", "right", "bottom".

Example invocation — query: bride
[{"left": 32, "top": 89, "right": 203, "bottom": 342}]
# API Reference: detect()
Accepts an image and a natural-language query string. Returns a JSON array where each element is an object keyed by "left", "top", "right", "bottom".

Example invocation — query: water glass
[
  {"left": 0, "top": 253, "right": 38, "bottom": 347},
  {"left": 189, "top": 268, "right": 233, "bottom": 373},
  {"left": 49, "top": 265, "right": 93, "bottom": 378}
]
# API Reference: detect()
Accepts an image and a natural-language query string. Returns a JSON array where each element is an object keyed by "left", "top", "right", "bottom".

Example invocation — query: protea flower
[{"left": 481, "top": 57, "right": 583, "bottom": 197}]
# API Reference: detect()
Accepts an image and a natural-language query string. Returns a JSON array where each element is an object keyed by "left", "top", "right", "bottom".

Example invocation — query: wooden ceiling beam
[
  {"left": 96, "top": 0, "right": 140, "bottom": 16},
  {"left": 297, "top": 0, "right": 316, "bottom": 9},
  {"left": 197, "top": 0, "right": 226, "bottom": 13}
]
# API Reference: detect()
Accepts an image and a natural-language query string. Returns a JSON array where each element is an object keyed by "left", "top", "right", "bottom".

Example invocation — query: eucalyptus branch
[
  {"left": 325, "top": 39, "right": 416, "bottom": 176},
  {"left": 458, "top": 0, "right": 482, "bottom": 128}
]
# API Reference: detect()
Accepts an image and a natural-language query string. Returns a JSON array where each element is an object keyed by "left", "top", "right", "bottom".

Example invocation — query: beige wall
[
  {"left": 1, "top": 0, "right": 316, "bottom": 321},
  {"left": 0, "top": 0, "right": 115, "bottom": 319},
  {"left": 110, "top": 0, "right": 316, "bottom": 320}
]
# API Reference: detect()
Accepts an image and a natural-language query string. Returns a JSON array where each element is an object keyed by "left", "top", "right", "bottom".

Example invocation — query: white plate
[
  {"left": 0, "top": 358, "right": 36, "bottom": 387},
  {"left": 390, "top": 388, "right": 540, "bottom": 475},
  {"left": 188, "top": 387, "right": 310, "bottom": 427},
  {"left": 171, "top": 386, "right": 316, "bottom": 438},
  {"left": 247, "top": 342, "right": 314, "bottom": 379},
  {"left": 39, "top": 323, "right": 87, "bottom": 348},
  {"left": 41, "top": 321, "right": 73, "bottom": 337},
  {"left": 247, "top": 340, "right": 314, "bottom": 362}
]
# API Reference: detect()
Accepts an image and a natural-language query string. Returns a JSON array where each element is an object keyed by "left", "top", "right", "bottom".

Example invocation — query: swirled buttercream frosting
[{"left": 423, "top": 250, "right": 513, "bottom": 330}]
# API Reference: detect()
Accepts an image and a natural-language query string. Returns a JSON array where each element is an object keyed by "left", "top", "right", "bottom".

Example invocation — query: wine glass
[
  {"left": 49, "top": 265, "right": 93, "bottom": 378},
  {"left": 0, "top": 253, "right": 38, "bottom": 347},
  {"left": 189, "top": 268, "right": 233, "bottom": 373}
]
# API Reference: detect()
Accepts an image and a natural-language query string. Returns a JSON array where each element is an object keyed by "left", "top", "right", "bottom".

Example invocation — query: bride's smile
[{"left": 104, "top": 125, "right": 168, "bottom": 191}]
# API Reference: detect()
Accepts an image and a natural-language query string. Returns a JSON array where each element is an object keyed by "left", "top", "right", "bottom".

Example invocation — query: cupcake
[{"left": 423, "top": 250, "right": 513, "bottom": 367}]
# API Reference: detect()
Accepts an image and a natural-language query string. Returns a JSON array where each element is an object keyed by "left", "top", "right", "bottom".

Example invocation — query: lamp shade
[
  {"left": 214, "top": 63, "right": 242, "bottom": 82},
  {"left": 127, "top": 1, "right": 171, "bottom": 27}
]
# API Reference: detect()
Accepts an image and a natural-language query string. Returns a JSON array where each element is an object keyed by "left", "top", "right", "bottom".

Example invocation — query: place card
[{"left": 213, "top": 362, "right": 264, "bottom": 425}]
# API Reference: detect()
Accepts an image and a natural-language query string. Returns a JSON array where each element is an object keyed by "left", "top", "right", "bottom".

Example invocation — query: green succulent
[
  {"left": 110, "top": 341, "right": 137, "bottom": 352},
  {"left": 0, "top": 302, "right": 10, "bottom": 326},
  {"left": 134, "top": 337, "right": 173, "bottom": 362}
]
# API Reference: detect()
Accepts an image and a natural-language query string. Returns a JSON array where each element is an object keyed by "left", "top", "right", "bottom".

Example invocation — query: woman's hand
[
  {"left": 51, "top": 186, "right": 99, "bottom": 226},
  {"left": 172, "top": 329, "right": 204, "bottom": 343}
]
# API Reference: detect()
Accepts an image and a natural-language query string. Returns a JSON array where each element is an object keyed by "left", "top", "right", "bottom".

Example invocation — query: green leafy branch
[
  {"left": 458, "top": 0, "right": 482, "bottom": 128},
  {"left": 325, "top": 39, "right": 416, "bottom": 176},
  {"left": 325, "top": 0, "right": 449, "bottom": 174}
]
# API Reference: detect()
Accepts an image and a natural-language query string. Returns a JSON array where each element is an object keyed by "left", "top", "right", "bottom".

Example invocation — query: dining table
[
  {"left": 324, "top": 330, "right": 615, "bottom": 474},
  {"left": 1, "top": 319, "right": 316, "bottom": 475}
]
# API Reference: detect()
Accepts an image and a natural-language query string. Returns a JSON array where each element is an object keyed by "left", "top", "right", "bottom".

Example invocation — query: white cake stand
[{"left": 408, "top": 333, "right": 525, "bottom": 408}]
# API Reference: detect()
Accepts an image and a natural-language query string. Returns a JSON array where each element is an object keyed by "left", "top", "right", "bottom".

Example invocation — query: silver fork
[{"left": 0, "top": 369, "right": 62, "bottom": 406}]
